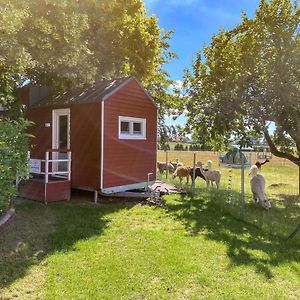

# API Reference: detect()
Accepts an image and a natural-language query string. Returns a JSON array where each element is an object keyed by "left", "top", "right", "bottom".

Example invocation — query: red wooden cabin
[{"left": 19, "top": 77, "right": 157, "bottom": 201}]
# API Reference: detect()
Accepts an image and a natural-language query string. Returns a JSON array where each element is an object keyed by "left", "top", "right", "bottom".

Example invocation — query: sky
[
  {"left": 144, "top": 0, "right": 261, "bottom": 126},
  {"left": 144, "top": 0, "right": 261, "bottom": 80}
]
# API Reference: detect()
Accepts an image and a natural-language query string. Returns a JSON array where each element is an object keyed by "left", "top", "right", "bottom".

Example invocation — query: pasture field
[
  {"left": 0, "top": 196, "right": 299, "bottom": 299},
  {"left": 158, "top": 150, "right": 300, "bottom": 239}
]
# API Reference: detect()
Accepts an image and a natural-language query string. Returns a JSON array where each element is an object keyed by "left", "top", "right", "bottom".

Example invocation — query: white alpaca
[
  {"left": 197, "top": 162, "right": 221, "bottom": 189},
  {"left": 249, "top": 165, "right": 271, "bottom": 210},
  {"left": 207, "top": 160, "right": 213, "bottom": 170},
  {"left": 173, "top": 158, "right": 184, "bottom": 169}
]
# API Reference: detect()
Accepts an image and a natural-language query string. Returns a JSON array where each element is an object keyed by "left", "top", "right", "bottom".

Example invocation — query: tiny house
[{"left": 19, "top": 77, "right": 157, "bottom": 201}]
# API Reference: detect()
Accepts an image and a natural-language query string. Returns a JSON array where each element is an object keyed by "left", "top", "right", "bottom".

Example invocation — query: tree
[
  {"left": 0, "top": 0, "right": 175, "bottom": 90},
  {"left": 185, "top": 0, "right": 300, "bottom": 192},
  {"left": 0, "top": 3, "right": 32, "bottom": 108}
]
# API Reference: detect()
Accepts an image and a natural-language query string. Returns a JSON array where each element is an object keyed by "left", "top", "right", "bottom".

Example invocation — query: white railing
[{"left": 29, "top": 149, "right": 72, "bottom": 183}]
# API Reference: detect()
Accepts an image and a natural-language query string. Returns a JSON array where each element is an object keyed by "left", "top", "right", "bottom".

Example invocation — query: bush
[{"left": 0, "top": 118, "right": 30, "bottom": 214}]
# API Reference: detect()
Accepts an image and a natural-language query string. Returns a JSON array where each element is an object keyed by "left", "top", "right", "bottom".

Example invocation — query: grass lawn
[{"left": 0, "top": 193, "right": 300, "bottom": 299}]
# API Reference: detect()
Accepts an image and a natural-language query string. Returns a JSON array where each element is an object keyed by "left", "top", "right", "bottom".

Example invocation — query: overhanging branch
[{"left": 264, "top": 129, "right": 300, "bottom": 166}]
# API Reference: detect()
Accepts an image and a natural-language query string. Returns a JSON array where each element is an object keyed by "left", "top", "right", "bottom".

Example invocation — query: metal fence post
[
  {"left": 192, "top": 153, "right": 196, "bottom": 193},
  {"left": 166, "top": 151, "right": 168, "bottom": 180},
  {"left": 240, "top": 160, "right": 245, "bottom": 219}
]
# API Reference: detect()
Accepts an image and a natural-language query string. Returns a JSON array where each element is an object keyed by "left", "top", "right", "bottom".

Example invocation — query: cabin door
[{"left": 52, "top": 108, "right": 70, "bottom": 174}]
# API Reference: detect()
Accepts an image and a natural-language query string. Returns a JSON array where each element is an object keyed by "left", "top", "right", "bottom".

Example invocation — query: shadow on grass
[
  {"left": 0, "top": 191, "right": 134, "bottom": 290},
  {"left": 165, "top": 190, "right": 300, "bottom": 280}
]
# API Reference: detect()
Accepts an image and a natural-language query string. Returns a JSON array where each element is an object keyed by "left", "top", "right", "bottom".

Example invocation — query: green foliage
[
  {"left": 189, "top": 144, "right": 212, "bottom": 151},
  {"left": 158, "top": 143, "right": 170, "bottom": 151},
  {"left": 0, "top": 118, "right": 31, "bottom": 214},
  {"left": 174, "top": 143, "right": 184, "bottom": 151},
  {"left": 185, "top": 0, "right": 300, "bottom": 166},
  {"left": 0, "top": 0, "right": 175, "bottom": 92},
  {"left": 0, "top": 3, "right": 32, "bottom": 108}
]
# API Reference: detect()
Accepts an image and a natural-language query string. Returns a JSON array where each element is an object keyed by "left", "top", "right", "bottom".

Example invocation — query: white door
[{"left": 52, "top": 108, "right": 70, "bottom": 173}]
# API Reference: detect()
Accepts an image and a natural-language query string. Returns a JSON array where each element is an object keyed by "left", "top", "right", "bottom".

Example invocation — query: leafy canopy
[
  {"left": 0, "top": 0, "right": 175, "bottom": 92},
  {"left": 185, "top": 0, "right": 300, "bottom": 165}
]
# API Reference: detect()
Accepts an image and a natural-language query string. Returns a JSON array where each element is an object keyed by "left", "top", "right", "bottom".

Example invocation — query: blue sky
[
  {"left": 144, "top": 0, "right": 261, "bottom": 127},
  {"left": 145, "top": 0, "right": 260, "bottom": 80}
]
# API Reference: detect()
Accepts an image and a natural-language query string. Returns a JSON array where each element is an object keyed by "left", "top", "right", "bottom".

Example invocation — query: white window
[{"left": 119, "top": 116, "right": 146, "bottom": 140}]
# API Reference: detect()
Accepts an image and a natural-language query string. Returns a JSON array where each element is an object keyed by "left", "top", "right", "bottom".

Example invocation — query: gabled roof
[{"left": 31, "top": 77, "right": 134, "bottom": 107}]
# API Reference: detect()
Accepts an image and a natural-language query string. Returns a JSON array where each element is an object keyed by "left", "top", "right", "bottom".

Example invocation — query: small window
[
  {"left": 121, "top": 121, "right": 130, "bottom": 134},
  {"left": 133, "top": 122, "right": 142, "bottom": 135},
  {"left": 119, "top": 116, "right": 146, "bottom": 140}
]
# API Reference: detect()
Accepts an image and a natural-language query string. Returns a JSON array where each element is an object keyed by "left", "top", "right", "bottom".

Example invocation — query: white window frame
[
  {"left": 52, "top": 108, "right": 71, "bottom": 172},
  {"left": 119, "top": 116, "right": 146, "bottom": 140}
]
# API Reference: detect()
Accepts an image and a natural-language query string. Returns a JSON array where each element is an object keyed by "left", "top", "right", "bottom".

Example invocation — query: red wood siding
[
  {"left": 27, "top": 107, "right": 52, "bottom": 159},
  {"left": 70, "top": 102, "right": 101, "bottom": 189},
  {"left": 26, "top": 102, "right": 101, "bottom": 190},
  {"left": 19, "top": 179, "right": 71, "bottom": 202},
  {"left": 103, "top": 80, "right": 157, "bottom": 189}
]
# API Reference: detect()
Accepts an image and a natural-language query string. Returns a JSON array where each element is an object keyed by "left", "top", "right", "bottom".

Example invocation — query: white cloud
[{"left": 170, "top": 80, "right": 184, "bottom": 90}]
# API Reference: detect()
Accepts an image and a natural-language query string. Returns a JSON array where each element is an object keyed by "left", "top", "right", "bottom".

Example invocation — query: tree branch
[{"left": 264, "top": 129, "right": 300, "bottom": 166}]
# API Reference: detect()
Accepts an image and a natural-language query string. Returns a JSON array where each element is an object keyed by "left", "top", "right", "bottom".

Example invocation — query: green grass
[
  {"left": 1, "top": 195, "right": 300, "bottom": 299},
  {"left": 0, "top": 200, "right": 9, "bottom": 216}
]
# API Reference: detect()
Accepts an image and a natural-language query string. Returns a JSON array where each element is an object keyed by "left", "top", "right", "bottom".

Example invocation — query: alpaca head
[
  {"left": 261, "top": 198, "right": 271, "bottom": 210},
  {"left": 249, "top": 165, "right": 259, "bottom": 177},
  {"left": 196, "top": 161, "right": 203, "bottom": 168},
  {"left": 207, "top": 160, "right": 213, "bottom": 169}
]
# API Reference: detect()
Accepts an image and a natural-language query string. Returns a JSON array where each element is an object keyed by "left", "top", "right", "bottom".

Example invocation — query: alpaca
[
  {"left": 249, "top": 165, "right": 271, "bottom": 210},
  {"left": 207, "top": 160, "right": 213, "bottom": 170},
  {"left": 255, "top": 159, "right": 270, "bottom": 169},
  {"left": 173, "top": 166, "right": 191, "bottom": 185},
  {"left": 171, "top": 158, "right": 184, "bottom": 169},
  {"left": 197, "top": 162, "right": 221, "bottom": 189},
  {"left": 190, "top": 167, "right": 206, "bottom": 182},
  {"left": 157, "top": 162, "right": 175, "bottom": 174}
]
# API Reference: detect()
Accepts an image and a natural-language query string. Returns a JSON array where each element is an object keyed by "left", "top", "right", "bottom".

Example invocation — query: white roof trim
[{"left": 102, "top": 77, "right": 158, "bottom": 109}]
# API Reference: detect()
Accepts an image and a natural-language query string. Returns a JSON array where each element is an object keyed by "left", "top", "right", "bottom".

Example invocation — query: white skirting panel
[{"left": 101, "top": 181, "right": 154, "bottom": 194}]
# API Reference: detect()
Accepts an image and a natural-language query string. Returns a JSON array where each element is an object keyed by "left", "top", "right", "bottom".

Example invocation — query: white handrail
[
  {"left": 44, "top": 150, "right": 72, "bottom": 183},
  {"left": 45, "top": 152, "right": 49, "bottom": 183},
  {"left": 43, "top": 159, "right": 71, "bottom": 163}
]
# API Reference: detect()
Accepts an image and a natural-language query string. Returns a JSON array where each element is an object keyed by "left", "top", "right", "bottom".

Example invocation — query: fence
[{"left": 158, "top": 150, "right": 300, "bottom": 239}]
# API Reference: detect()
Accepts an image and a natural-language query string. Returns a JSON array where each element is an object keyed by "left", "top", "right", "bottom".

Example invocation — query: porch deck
[{"left": 19, "top": 149, "right": 72, "bottom": 203}]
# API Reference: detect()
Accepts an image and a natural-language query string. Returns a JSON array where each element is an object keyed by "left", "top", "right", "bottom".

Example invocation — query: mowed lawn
[{"left": 1, "top": 193, "right": 300, "bottom": 299}]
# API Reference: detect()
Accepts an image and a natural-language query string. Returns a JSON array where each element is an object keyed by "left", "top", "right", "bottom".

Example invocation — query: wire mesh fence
[{"left": 158, "top": 150, "right": 300, "bottom": 239}]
